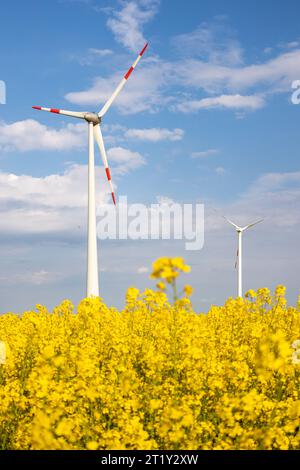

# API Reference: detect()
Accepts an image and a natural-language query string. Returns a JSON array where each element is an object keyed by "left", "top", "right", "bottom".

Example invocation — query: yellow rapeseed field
[{"left": 0, "top": 258, "right": 299, "bottom": 450}]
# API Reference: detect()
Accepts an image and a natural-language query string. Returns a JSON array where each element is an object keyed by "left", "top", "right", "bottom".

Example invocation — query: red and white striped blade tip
[
  {"left": 111, "top": 193, "right": 116, "bottom": 206},
  {"left": 32, "top": 106, "right": 60, "bottom": 114},
  {"left": 139, "top": 42, "right": 148, "bottom": 56}
]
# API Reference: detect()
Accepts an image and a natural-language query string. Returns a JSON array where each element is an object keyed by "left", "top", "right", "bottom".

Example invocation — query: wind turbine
[
  {"left": 223, "top": 216, "right": 263, "bottom": 297},
  {"left": 33, "top": 43, "right": 148, "bottom": 297}
]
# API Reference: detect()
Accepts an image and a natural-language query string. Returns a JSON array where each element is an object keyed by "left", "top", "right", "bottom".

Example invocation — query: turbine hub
[{"left": 84, "top": 112, "right": 100, "bottom": 124}]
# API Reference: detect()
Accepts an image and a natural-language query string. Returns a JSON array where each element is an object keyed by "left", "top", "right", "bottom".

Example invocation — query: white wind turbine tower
[
  {"left": 33, "top": 43, "right": 148, "bottom": 297},
  {"left": 223, "top": 216, "right": 264, "bottom": 297}
]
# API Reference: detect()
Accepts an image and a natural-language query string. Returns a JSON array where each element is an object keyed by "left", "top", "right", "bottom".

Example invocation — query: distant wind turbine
[
  {"left": 223, "top": 216, "right": 264, "bottom": 297},
  {"left": 33, "top": 43, "right": 148, "bottom": 297}
]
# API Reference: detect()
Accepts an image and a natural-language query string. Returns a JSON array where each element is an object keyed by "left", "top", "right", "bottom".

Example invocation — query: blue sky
[{"left": 0, "top": 0, "right": 300, "bottom": 312}]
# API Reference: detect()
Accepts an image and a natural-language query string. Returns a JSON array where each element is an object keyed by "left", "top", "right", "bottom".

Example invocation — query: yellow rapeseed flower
[
  {"left": 156, "top": 281, "right": 166, "bottom": 290},
  {"left": 183, "top": 285, "right": 193, "bottom": 297},
  {"left": 0, "top": 279, "right": 299, "bottom": 450}
]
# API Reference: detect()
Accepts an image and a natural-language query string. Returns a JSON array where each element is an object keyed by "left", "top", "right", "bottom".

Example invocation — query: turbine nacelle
[
  {"left": 237, "top": 225, "right": 251, "bottom": 233},
  {"left": 84, "top": 112, "right": 101, "bottom": 125}
]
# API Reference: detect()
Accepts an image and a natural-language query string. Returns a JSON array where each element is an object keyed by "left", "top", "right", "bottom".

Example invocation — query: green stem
[{"left": 172, "top": 279, "right": 178, "bottom": 302}]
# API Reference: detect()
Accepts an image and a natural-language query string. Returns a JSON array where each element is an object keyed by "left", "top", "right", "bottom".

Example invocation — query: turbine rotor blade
[
  {"left": 32, "top": 106, "right": 86, "bottom": 119},
  {"left": 242, "top": 219, "right": 264, "bottom": 231},
  {"left": 98, "top": 43, "right": 148, "bottom": 118},
  {"left": 222, "top": 215, "right": 240, "bottom": 230},
  {"left": 93, "top": 124, "right": 116, "bottom": 206}
]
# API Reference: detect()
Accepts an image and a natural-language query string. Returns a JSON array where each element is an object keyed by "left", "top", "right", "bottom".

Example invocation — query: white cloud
[
  {"left": 176, "top": 49, "right": 300, "bottom": 95},
  {"left": 172, "top": 19, "right": 243, "bottom": 66},
  {"left": 107, "top": 146, "right": 146, "bottom": 174},
  {"left": 191, "top": 149, "right": 219, "bottom": 158},
  {"left": 215, "top": 166, "right": 226, "bottom": 175},
  {"left": 0, "top": 121, "right": 148, "bottom": 176},
  {"left": 102, "top": 124, "right": 184, "bottom": 143},
  {"left": 65, "top": 13, "right": 300, "bottom": 116},
  {"left": 0, "top": 165, "right": 110, "bottom": 235},
  {"left": 285, "top": 41, "right": 299, "bottom": 49},
  {"left": 65, "top": 57, "right": 170, "bottom": 114},
  {"left": 70, "top": 48, "right": 114, "bottom": 66},
  {"left": 95, "top": 123, "right": 186, "bottom": 148},
  {"left": 0, "top": 149, "right": 145, "bottom": 235},
  {"left": 137, "top": 266, "right": 149, "bottom": 273},
  {"left": 0, "top": 165, "right": 96, "bottom": 209},
  {"left": 0, "top": 119, "right": 86, "bottom": 152},
  {"left": 125, "top": 127, "right": 184, "bottom": 141},
  {"left": 208, "top": 171, "right": 300, "bottom": 231},
  {"left": 176, "top": 94, "right": 265, "bottom": 113},
  {"left": 263, "top": 47, "right": 273, "bottom": 54},
  {"left": 0, "top": 270, "right": 64, "bottom": 286},
  {"left": 241, "top": 171, "right": 300, "bottom": 226},
  {"left": 0, "top": 165, "right": 133, "bottom": 237},
  {"left": 88, "top": 48, "right": 113, "bottom": 56},
  {"left": 106, "top": 0, "right": 159, "bottom": 51}
]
